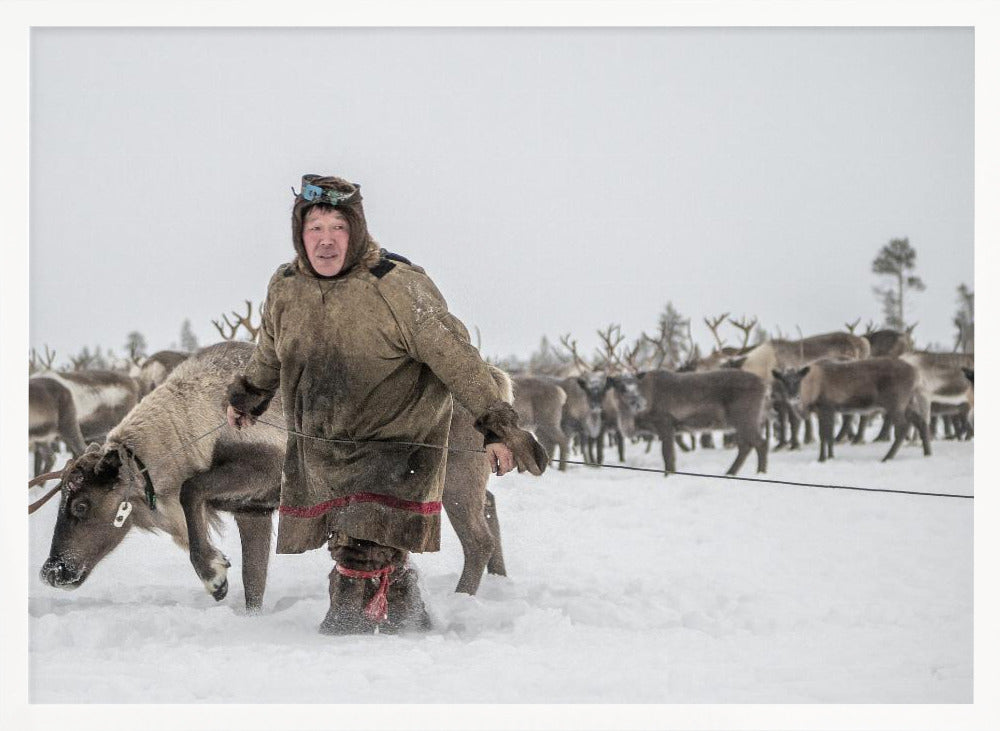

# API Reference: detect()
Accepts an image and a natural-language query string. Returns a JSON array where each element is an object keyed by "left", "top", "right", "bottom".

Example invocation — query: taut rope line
[{"left": 257, "top": 418, "right": 973, "bottom": 502}]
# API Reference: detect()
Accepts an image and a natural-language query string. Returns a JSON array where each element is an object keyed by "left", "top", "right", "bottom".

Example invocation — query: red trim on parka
[{"left": 278, "top": 491, "right": 442, "bottom": 518}]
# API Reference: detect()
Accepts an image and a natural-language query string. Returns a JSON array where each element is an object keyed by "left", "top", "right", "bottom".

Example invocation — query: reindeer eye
[{"left": 70, "top": 499, "right": 90, "bottom": 518}]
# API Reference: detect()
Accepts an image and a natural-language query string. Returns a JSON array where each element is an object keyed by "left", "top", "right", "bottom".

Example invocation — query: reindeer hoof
[
  {"left": 202, "top": 554, "right": 231, "bottom": 600},
  {"left": 212, "top": 578, "right": 229, "bottom": 601}
]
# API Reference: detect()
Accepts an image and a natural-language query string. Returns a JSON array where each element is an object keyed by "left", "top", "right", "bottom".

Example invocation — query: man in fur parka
[{"left": 226, "top": 174, "right": 547, "bottom": 635}]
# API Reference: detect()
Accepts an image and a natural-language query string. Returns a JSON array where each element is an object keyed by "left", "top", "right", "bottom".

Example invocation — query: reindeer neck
[{"left": 106, "top": 381, "right": 210, "bottom": 494}]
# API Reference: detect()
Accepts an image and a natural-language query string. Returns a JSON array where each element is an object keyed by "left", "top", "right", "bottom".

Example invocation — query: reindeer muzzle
[{"left": 40, "top": 556, "right": 88, "bottom": 589}]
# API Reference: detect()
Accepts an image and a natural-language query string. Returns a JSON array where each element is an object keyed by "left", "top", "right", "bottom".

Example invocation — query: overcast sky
[{"left": 29, "top": 26, "right": 973, "bottom": 366}]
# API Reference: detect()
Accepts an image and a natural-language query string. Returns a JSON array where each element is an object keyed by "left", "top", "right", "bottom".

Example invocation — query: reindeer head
[
  {"left": 770, "top": 366, "right": 810, "bottom": 404},
  {"left": 40, "top": 443, "right": 148, "bottom": 590},
  {"left": 608, "top": 373, "right": 647, "bottom": 414},
  {"left": 575, "top": 372, "right": 610, "bottom": 437}
]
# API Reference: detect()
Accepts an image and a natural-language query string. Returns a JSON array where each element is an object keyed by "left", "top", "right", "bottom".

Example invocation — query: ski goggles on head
[{"left": 298, "top": 183, "right": 358, "bottom": 205}]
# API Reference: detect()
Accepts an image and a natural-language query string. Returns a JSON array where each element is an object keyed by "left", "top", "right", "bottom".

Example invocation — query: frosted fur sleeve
[
  {"left": 376, "top": 266, "right": 506, "bottom": 420},
  {"left": 227, "top": 271, "right": 282, "bottom": 414}
]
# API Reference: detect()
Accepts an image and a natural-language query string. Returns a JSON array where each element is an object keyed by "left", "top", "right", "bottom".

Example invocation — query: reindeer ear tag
[{"left": 113, "top": 501, "right": 133, "bottom": 528}]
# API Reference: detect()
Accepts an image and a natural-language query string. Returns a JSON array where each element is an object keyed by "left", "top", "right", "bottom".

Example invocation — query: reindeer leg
[
  {"left": 674, "top": 434, "right": 691, "bottom": 452},
  {"left": 755, "top": 430, "right": 769, "bottom": 473},
  {"left": 789, "top": 409, "right": 801, "bottom": 450},
  {"left": 558, "top": 432, "right": 570, "bottom": 471},
  {"left": 233, "top": 509, "right": 273, "bottom": 612},
  {"left": 906, "top": 408, "right": 933, "bottom": 458},
  {"left": 851, "top": 414, "right": 869, "bottom": 445},
  {"left": 817, "top": 410, "right": 835, "bottom": 462},
  {"left": 834, "top": 414, "right": 855, "bottom": 444},
  {"left": 179, "top": 474, "right": 233, "bottom": 602},
  {"left": 442, "top": 458, "right": 498, "bottom": 595},
  {"left": 726, "top": 437, "right": 753, "bottom": 475},
  {"left": 873, "top": 415, "right": 892, "bottom": 442},
  {"left": 659, "top": 424, "right": 677, "bottom": 477},
  {"left": 179, "top": 444, "right": 282, "bottom": 603},
  {"left": 774, "top": 407, "right": 788, "bottom": 451},
  {"left": 881, "top": 411, "right": 908, "bottom": 461},
  {"left": 483, "top": 490, "right": 506, "bottom": 577},
  {"left": 33, "top": 445, "right": 44, "bottom": 477},
  {"left": 803, "top": 415, "right": 815, "bottom": 445},
  {"left": 615, "top": 429, "right": 625, "bottom": 462}
]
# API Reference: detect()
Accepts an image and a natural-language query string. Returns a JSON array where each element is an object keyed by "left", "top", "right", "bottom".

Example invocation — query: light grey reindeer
[
  {"left": 40, "top": 341, "right": 510, "bottom": 610},
  {"left": 29, "top": 369, "right": 139, "bottom": 476}
]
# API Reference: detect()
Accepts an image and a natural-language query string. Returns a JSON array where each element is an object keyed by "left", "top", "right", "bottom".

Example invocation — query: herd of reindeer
[
  {"left": 29, "top": 313, "right": 975, "bottom": 482},
  {"left": 508, "top": 316, "right": 973, "bottom": 479},
  {"left": 28, "top": 311, "right": 974, "bottom": 610}
]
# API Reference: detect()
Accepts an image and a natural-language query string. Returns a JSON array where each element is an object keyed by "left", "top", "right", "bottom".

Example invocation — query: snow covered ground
[{"left": 28, "top": 435, "right": 973, "bottom": 710}]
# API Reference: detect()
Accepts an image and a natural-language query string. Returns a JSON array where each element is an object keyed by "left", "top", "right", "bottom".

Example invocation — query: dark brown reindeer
[
  {"left": 835, "top": 325, "right": 916, "bottom": 444},
  {"left": 40, "top": 341, "right": 511, "bottom": 610},
  {"left": 674, "top": 315, "right": 760, "bottom": 451},
  {"left": 863, "top": 325, "right": 915, "bottom": 358},
  {"left": 632, "top": 366, "right": 769, "bottom": 477},
  {"left": 771, "top": 357, "right": 931, "bottom": 463}
]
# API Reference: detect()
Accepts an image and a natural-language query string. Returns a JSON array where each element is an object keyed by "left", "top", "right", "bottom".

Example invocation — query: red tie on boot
[{"left": 335, "top": 564, "right": 395, "bottom": 623}]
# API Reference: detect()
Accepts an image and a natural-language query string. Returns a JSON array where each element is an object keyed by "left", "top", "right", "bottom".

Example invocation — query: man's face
[{"left": 303, "top": 207, "right": 351, "bottom": 276}]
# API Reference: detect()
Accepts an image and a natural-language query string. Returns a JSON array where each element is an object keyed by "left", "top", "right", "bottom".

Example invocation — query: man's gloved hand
[{"left": 475, "top": 403, "right": 549, "bottom": 476}]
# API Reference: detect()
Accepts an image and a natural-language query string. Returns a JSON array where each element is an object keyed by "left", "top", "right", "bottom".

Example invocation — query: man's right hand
[{"left": 226, "top": 404, "right": 257, "bottom": 430}]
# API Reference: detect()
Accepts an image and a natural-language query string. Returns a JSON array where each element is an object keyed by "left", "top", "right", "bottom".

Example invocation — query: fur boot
[{"left": 319, "top": 534, "right": 431, "bottom": 635}]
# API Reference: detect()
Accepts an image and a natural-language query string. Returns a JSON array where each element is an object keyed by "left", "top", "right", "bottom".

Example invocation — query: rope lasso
[{"left": 257, "top": 418, "right": 972, "bottom": 501}]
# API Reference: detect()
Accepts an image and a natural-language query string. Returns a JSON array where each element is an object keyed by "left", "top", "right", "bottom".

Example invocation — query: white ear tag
[{"left": 113, "top": 501, "right": 133, "bottom": 528}]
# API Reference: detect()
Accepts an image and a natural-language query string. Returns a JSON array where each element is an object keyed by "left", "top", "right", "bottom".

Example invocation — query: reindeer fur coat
[{"left": 227, "top": 176, "right": 510, "bottom": 555}]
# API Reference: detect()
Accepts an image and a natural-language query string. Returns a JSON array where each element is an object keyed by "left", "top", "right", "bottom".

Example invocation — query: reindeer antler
[
  {"left": 594, "top": 324, "right": 627, "bottom": 374},
  {"left": 864, "top": 319, "right": 876, "bottom": 336},
  {"left": 620, "top": 340, "right": 643, "bottom": 374},
  {"left": 213, "top": 300, "right": 262, "bottom": 342},
  {"left": 728, "top": 315, "right": 758, "bottom": 349},
  {"left": 29, "top": 469, "right": 68, "bottom": 515},
  {"left": 28, "top": 346, "right": 55, "bottom": 374},
  {"left": 557, "top": 333, "right": 592, "bottom": 373},
  {"left": 845, "top": 318, "right": 861, "bottom": 335},
  {"left": 704, "top": 313, "right": 730, "bottom": 352}
]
